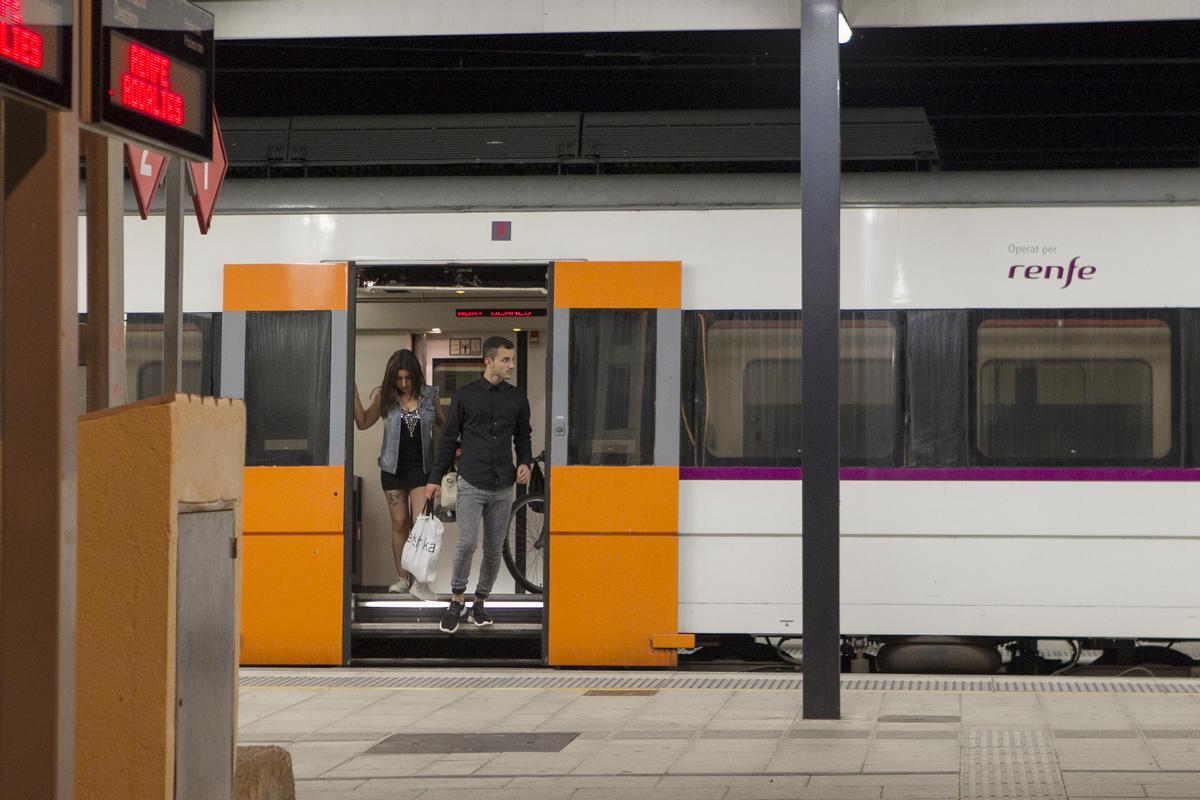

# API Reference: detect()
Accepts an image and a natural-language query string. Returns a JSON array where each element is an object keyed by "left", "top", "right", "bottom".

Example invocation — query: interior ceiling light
[
  {"left": 838, "top": 11, "right": 852, "bottom": 44},
  {"left": 455, "top": 289, "right": 466, "bottom": 294},
  {"left": 429, "top": 327, "right": 442, "bottom": 334}
]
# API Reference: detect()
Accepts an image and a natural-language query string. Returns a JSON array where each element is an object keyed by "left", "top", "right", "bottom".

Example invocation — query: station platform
[{"left": 238, "top": 668, "right": 1200, "bottom": 800}]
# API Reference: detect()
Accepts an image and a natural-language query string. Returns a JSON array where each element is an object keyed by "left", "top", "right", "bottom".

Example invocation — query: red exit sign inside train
[{"left": 456, "top": 309, "right": 547, "bottom": 319}]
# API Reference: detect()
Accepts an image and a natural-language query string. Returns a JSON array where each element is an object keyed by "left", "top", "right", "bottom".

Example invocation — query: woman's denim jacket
[{"left": 378, "top": 384, "right": 439, "bottom": 474}]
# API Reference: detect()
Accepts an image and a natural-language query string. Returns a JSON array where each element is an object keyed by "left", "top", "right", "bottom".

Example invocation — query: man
[{"left": 426, "top": 336, "right": 532, "bottom": 633}]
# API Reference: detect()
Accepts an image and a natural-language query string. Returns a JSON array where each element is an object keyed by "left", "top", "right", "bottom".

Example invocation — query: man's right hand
[{"left": 425, "top": 483, "right": 440, "bottom": 500}]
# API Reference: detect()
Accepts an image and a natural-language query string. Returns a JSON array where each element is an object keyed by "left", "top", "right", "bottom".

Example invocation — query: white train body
[{"left": 93, "top": 172, "right": 1200, "bottom": 640}]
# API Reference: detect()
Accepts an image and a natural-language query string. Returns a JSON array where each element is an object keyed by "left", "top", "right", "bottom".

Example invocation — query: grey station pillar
[{"left": 800, "top": 0, "right": 842, "bottom": 720}]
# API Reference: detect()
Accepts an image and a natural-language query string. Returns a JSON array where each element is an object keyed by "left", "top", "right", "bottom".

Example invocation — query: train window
[
  {"left": 974, "top": 317, "right": 1173, "bottom": 461},
  {"left": 432, "top": 359, "right": 484, "bottom": 416},
  {"left": 127, "top": 321, "right": 207, "bottom": 400},
  {"left": 77, "top": 313, "right": 217, "bottom": 413},
  {"left": 905, "top": 310, "right": 971, "bottom": 468},
  {"left": 244, "top": 311, "right": 332, "bottom": 467},
  {"left": 681, "top": 311, "right": 901, "bottom": 467},
  {"left": 568, "top": 310, "right": 656, "bottom": 465}
]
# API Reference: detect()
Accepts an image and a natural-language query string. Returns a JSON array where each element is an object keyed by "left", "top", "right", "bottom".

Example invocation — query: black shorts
[{"left": 381, "top": 465, "right": 428, "bottom": 493}]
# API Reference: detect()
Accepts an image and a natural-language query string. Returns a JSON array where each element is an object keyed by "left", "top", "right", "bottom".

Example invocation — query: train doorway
[
  {"left": 347, "top": 262, "right": 550, "bottom": 663},
  {"left": 228, "top": 260, "right": 684, "bottom": 667}
]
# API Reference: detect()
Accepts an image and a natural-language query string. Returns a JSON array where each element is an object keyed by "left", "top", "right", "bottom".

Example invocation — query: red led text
[
  {"left": 0, "top": 0, "right": 45, "bottom": 70},
  {"left": 120, "top": 43, "right": 184, "bottom": 126},
  {"left": 456, "top": 309, "right": 544, "bottom": 319}
]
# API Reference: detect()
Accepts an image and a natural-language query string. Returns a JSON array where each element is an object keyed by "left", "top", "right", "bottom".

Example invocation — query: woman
[{"left": 355, "top": 349, "right": 445, "bottom": 600}]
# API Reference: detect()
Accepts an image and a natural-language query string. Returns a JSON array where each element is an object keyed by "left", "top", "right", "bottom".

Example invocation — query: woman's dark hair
[{"left": 379, "top": 348, "right": 426, "bottom": 417}]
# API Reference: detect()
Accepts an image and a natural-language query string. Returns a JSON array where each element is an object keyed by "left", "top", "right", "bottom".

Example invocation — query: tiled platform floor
[{"left": 238, "top": 669, "right": 1200, "bottom": 800}]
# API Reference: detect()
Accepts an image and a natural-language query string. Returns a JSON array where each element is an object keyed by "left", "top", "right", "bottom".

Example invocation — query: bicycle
[{"left": 503, "top": 451, "right": 546, "bottom": 593}]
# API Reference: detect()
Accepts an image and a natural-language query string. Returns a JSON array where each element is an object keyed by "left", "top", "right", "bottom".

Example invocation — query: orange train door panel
[
  {"left": 223, "top": 263, "right": 350, "bottom": 665},
  {"left": 240, "top": 467, "right": 345, "bottom": 665},
  {"left": 547, "top": 261, "right": 693, "bottom": 667}
]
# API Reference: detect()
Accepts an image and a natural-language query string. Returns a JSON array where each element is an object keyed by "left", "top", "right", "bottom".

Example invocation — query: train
[{"left": 82, "top": 168, "right": 1200, "bottom": 671}]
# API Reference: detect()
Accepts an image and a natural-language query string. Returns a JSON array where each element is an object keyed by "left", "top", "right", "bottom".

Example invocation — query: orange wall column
[{"left": 76, "top": 395, "right": 246, "bottom": 799}]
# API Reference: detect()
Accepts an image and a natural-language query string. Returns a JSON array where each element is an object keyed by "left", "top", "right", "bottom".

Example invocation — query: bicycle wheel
[{"left": 503, "top": 493, "right": 546, "bottom": 593}]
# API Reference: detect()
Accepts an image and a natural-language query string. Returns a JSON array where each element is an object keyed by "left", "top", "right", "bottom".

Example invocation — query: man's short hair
[{"left": 482, "top": 336, "right": 515, "bottom": 361}]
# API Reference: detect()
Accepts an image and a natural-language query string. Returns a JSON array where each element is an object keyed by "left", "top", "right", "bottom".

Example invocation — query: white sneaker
[
  {"left": 410, "top": 581, "right": 438, "bottom": 602},
  {"left": 387, "top": 576, "right": 411, "bottom": 594}
]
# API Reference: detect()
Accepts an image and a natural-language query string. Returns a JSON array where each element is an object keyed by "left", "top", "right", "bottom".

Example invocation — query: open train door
[
  {"left": 547, "top": 261, "right": 694, "bottom": 666},
  {"left": 223, "top": 262, "right": 353, "bottom": 665}
]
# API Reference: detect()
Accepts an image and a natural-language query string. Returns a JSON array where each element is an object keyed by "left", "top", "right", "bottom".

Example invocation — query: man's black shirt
[{"left": 430, "top": 377, "right": 532, "bottom": 490}]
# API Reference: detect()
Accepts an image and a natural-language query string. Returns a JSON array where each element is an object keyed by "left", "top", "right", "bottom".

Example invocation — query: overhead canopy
[{"left": 199, "top": 0, "right": 1200, "bottom": 39}]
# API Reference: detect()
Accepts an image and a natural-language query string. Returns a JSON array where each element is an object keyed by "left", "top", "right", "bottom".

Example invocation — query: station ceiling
[{"left": 212, "top": 19, "right": 1200, "bottom": 171}]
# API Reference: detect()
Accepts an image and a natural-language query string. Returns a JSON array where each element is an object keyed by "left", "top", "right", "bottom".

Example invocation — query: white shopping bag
[{"left": 401, "top": 503, "right": 444, "bottom": 584}]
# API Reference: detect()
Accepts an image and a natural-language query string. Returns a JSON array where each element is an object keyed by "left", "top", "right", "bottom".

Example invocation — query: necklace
[{"left": 398, "top": 406, "right": 419, "bottom": 437}]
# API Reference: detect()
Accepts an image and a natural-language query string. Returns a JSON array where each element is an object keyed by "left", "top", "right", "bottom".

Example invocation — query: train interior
[{"left": 350, "top": 262, "right": 549, "bottom": 662}]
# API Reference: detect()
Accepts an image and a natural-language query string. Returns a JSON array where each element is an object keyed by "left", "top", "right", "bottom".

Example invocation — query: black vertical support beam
[
  {"left": 163, "top": 159, "right": 185, "bottom": 392},
  {"left": 801, "top": 0, "right": 842, "bottom": 719},
  {"left": 516, "top": 329, "right": 529, "bottom": 392},
  {"left": 83, "top": 131, "right": 126, "bottom": 411}
]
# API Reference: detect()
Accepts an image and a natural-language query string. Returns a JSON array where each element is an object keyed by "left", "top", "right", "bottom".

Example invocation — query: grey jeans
[{"left": 450, "top": 476, "right": 513, "bottom": 598}]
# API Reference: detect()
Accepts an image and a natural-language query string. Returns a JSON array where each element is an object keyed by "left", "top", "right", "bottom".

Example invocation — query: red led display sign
[
  {"left": 1, "top": 0, "right": 44, "bottom": 69},
  {"left": 91, "top": 0, "right": 213, "bottom": 160},
  {"left": 109, "top": 33, "right": 202, "bottom": 134},
  {"left": 456, "top": 309, "right": 547, "bottom": 319},
  {"left": 0, "top": 0, "right": 72, "bottom": 109},
  {"left": 120, "top": 41, "right": 184, "bottom": 126}
]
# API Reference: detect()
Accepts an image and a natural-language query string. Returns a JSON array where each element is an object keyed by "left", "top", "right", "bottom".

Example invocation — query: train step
[{"left": 352, "top": 593, "right": 543, "bottom": 639}]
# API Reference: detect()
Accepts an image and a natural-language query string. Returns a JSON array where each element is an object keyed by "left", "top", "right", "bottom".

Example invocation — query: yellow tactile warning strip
[
  {"left": 962, "top": 730, "right": 1066, "bottom": 800},
  {"left": 237, "top": 672, "right": 1200, "bottom": 694}
]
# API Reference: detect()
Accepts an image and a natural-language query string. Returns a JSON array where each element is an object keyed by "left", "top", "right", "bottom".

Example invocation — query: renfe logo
[{"left": 1008, "top": 256, "right": 1096, "bottom": 289}]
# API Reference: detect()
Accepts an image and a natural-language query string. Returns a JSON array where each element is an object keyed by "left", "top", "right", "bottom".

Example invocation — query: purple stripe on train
[{"left": 679, "top": 466, "right": 1200, "bottom": 481}]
